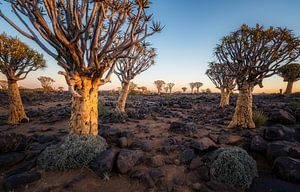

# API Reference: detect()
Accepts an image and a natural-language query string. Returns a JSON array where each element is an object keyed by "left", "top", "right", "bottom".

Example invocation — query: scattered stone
[
  {"left": 180, "top": 148, "right": 195, "bottom": 164},
  {"left": 149, "top": 155, "right": 164, "bottom": 168},
  {"left": 3, "top": 172, "right": 41, "bottom": 191},
  {"left": 272, "top": 156, "right": 300, "bottom": 183},
  {"left": 191, "top": 183, "right": 202, "bottom": 191},
  {"left": 131, "top": 140, "right": 152, "bottom": 152},
  {"left": 266, "top": 141, "right": 300, "bottom": 161},
  {"left": 190, "top": 137, "right": 217, "bottom": 153},
  {"left": 190, "top": 157, "right": 203, "bottom": 170},
  {"left": 149, "top": 168, "right": 164, "bottom": 179},
  {"left": 118, "top": 137, "right": 129, "bottom": 148},
  {"left": 270, "top": 109, "right": 297, "bottom": 125},
  {"left": 0, "top": 133, "right": 28, "bottom": 153},
  {"left": 264, "top": 124, "right": 295, "bottom": 141},
  {"left": 99, "top": 127, "right": 122, "bottom": 143},
  {"left": 117, "top": 149, "right": 143, "bottom": 174},
  {"left": 89, "top": 149, "right": 117, "bottom": 177},
  {"left": 169, "top": 121, "right": 197, "bottom": 135},
  {"left": 250, "top": 135, "right": 268, "bottom": 152},
  {"left": 219, "top": 134, "right": 242, "bottom": 145},
  {"left": 0, "top": 152, "right": 25, "bottom": 170},
  {"left": 5, "top": 159, "right": 37, "bottom": 177}
]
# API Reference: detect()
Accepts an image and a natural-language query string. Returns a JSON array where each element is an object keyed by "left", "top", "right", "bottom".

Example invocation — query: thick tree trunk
[
  {"left": 285, "top": 81, "right": 293, "bottom": 94},
  {"left": 7, "top": 80, "right": 28, "bottom": 124},
  {"left": 116, "top": 81, "right": 130, "bottom": 113},
  {"left": 220, "top": 88, "right": 230, "bottom": 108},
  {"left": 70, "top": 77, "right": 99, "bottom": 136},
  {"left": 228, "top": 87, "right": 255, "bottom": 129}
]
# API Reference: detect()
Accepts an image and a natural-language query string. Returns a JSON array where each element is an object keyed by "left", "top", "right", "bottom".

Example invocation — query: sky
[{"left": 0, "top": 0, "right": 300, "bottom": 93}]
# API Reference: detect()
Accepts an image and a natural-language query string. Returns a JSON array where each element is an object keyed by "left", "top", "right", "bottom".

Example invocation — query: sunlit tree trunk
[
  {"left": 116, "top": 81, "right": 130, "bottom": 113},
  {"left": 7, "top": 80, "right": 28, "bottom": 124},
  {"left": 220, "top": 88, "right": 230, "bottom": 108},
  {"left": 228, "top": 86, "right": 255, "bottom": 129},
  {"left": 70, "top": 77, "right": 99, "bottom": 136},
  {"left": 285, "top": 81, "right": 294, "bottom": 94}
]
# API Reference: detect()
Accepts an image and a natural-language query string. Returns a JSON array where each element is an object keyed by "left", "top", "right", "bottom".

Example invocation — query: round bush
[
  {"left": 210, "top": 147, "right": 258, "bottom": 190},
  {"left": 38, "top": 134, "right": 108, "bottom": 171}
]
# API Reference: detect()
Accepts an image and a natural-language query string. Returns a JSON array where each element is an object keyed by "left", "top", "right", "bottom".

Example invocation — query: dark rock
[
  {"left": 141, "top": 174, "right": 155, "bottom": 188},
  {"left": 3, "top": 172, "right": 41, "bottom": 191},
  {"left": 118, "top": 137, "right": 129, "bottom": 148},
  {"left": 273, "top": 156, "right": 300, "bottom": 183},
  {"left": 131, "top": 140, "right": 152, "bottom": 152},
  {"left": 117, "top": 149, "right": 143, "bottom": 174},
  {"left": 169, "top": 121, "right": 197, "bottom": 135},
  {"left": 149, "top": 155, "right": 164, "bottom": 168},
  {"left": 196, "top": 165, "right": 210, "bottom": 181},
  {"left": 201, "top": 180, "right": 239, "bottom": 192},
  {"left": 89, "top": 149, "right": 117, "bottom": 177},
  {"left": 295, "top": 108, "right": 300, "bottom": 121},
  {"left": 251, "top": 135, "right": 268, "bottom": 151},
  {"left": 219, "top": 134, "right": 242, "bottom": 145},
  {"left": 120, "top": 131, "right": 135, "bottom": 146},
  {"left": 37, "top": 135, "right": 58, "bottom": 144},
  {"left": 180, "top": 148, "right": 195, "bottom": 164},
  {"left": 0, "top": 133, "right": 28, "bottom": 153},
  {"left": 267, "top": 141, "right": 300, "bottom": 161},
  {"left": 192, "top": 183, "right": 202, "bottom": 191},
  {"left": 149, "top": 168, "right": 164, "bottom": 179},
  {"left": 5, "top": 159, "right": 37, "bottom": 177},
  {"left": 190, "top": 137, "right": 217, "bottom": 154},
  {"left": 264, "top": 124, "right": 295, "bottom": 141},
  {"left": 249, "top": 177, "right": 300, "bottom": 192},
  {"left": 190, "top": 157, "right": 203, "bottom": 170},
  {"left": 270, "top": 110, "right": 297, "bottom": 125},
  {"left": 0, "top": 152, "right": 25, "bottom": 170},
  {"left": 100, "top": 127, "right": 122, "bottom": 143}
]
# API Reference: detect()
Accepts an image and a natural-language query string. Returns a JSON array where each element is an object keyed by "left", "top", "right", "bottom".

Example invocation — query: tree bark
[
  {"left": 7, "top": 80, "right": 28, "bottom": 124},
  {"left": 116, "top": 81, "right": 130, "bottom": 113},
  {"left": 69, "top": 77, "right": 99, "bottom": 136},
  {"left": 228, "top": 86, "right": 255, "bottom": 129},
  {"left": 220, "top": 88, "right": 230, "bottom": 108},
  {"left": 285, "top": 81, "right": 294, "bottom": 94}
]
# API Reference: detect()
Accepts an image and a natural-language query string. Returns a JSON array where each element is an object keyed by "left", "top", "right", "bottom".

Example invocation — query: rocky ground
[{"left": 0, "top": 90, "right": 300, "bottom": 192}]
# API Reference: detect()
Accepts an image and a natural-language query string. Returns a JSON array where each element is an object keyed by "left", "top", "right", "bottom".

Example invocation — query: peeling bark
[
  {"left": 285, "top": 81, "right": 294, "bottom": 94},
  {"left": 228, "top": 86, "right": 255, "bottom": 129},
  {"left": 220, "top": 88, "right": 230, "bottom": 109},
  {"left": 7, "top": 80, "right": 28, "bottom": 124},
  {"left": 116, "top": 81, "right": 130, "bottom": 113},
  {"left": 69, "top": 77, "right": 99, "bottom": 136}
]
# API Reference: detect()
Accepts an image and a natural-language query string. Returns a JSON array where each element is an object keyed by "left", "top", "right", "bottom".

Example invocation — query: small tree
[
  {"left": 189, "top": 82, "right": 196, "bottom": 93},
  {"left": 278, "top": 63, "right": 300, "bottom": 94},
  {"left": 163, "top": 86, "right": 169, "bottom": 93},
  {"left": 154, "top": 80, "right": 165, "bottom": 94},
  {"left": 0, "top": 1, "right": 162, "bottom": 135},
  {"left": 0, "top": 33, "right": 45, "bottom": 124},
  {"left": 0, "top": 80, "right": 8, "bottom": 90},
  {"left": 167, "top": 83, "right": 175, "bottom": 93},
  {"left": 58, "top": 87, "right": 64, "bottom": 92},
  {"left": 194, "top": 82, "right": 203, "bottom": 93},
  {"left": 182, "top": 87, "right": 187, "bottom": 93},
  {"left": 115, "top": 44, "right": 156, "bottom": 112},
  {"left": 38, "top": 76, "right": 55, "bottom": 92},
  {"left": 215, "top": 24, "right": 300, "bottom": 128},
  {"left": 206, "top": 62, "right": 236, "bottom": 108},
  {"left": 138, "top": 86, "right": 147, "bottom": 94}
]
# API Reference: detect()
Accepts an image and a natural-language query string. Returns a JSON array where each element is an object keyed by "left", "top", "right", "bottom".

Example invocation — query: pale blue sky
[{"left": 0, "top": 0, "right": 300, "bottom": 92}]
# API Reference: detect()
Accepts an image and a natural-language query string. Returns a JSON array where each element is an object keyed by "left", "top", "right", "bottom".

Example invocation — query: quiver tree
[
  {"left": 38, "top": 76, "right": 55, "bottom": 91},
  {"left": 0, "top": 0, "right": 162, "bottom": 135},
  {"left": 278, "top": 63, "right": 300, "bottom": 94},
  {"left": 189, "top": 82, "right": 195, "bottom": 93},
  {"left": 0, "top": 80, "right": 8, "bottom": 90},
  {"left": 182, "top": 87, "right": 187, "bottom": 93},
  {"left": 194, "top": 82, "right": 203, "bottom": 93},
  {"left": 154, "top": 80, "right": 165, "bottom": 94},
  {"left": 115, "top": 44, "right": 156, "bottom": 112},
  {"left": 163, "top": 86, "right": 169, "bottom": 93},
  {"left": 215, "top": 24, "right": 300, "bottom": 129},
  {"left": 206, "top": 62, "right": 236, "bottom": 108},
  {"left": 0, "top": 33, "right": 46, "bottom": 124},
  {"left": 167, "top": 83, "right": 175, "bottom": 93},
  {"left": 138, "top": 86, "right": 147, "bottom": 93},
  {"left": 58, "top": 86, "right": 64, "bottom": 92}
]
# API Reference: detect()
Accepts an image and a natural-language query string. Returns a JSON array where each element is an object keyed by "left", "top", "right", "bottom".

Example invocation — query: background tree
[
  {"left": 278, "top": 63, "right": 300, "bottom": 94},
  {"left": 189, "top": 82, "right": 195, "bottom": 93},
  {"left": 0, "top": 33, "right": 45, "bottom": 124},
  {"left": 115, "top": 44, "right": 156, "bottom": 112},
  {"left": 163, "top": 86, "right": 169, "bottom": 93},
  {"left": 0, "top": 1, "right": 162, "bottom": 135},
  {"left": 58, "top": 87, "right": 64, "bottom": 92},
  {"left": 194, "top": 82, "right": 203, "bottom": 93},
  {"left": 215, "top": 24, "right": 300, "bottom": 128},
  {"left": 154, "top": 80, "right": 165, "bottom": 94},
  {"left": 0, "top": 80, "right": 8, "bottom": 90},
  {"left": 206, "top": 62, "right": 236, "bottom": 108},
  {"left": 182, "top": 87, "right": 187, "bottom": 93},
  {"left": 138, "top": 86, "right": 147, "bottom": 94},
  {"left": 167, "top": 83, "right": 175, "bottom": 93},
  {"left": 38, "top": 76, "right": 55, "bottom": 92}
]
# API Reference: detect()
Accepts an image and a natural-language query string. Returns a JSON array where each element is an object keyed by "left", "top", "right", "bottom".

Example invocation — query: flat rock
[
  {"left": 272, "top": 156, "right": 300, "bottom": 183},
  {"left": 0, "top": 152, "right": 25, "bottom": 170},
  {"left": 267, "top": 141, "right": 300, "bottom": 161},
  {"left": 190, "top": 137, "right": 217, "bottom": 153},
  {"left": 3, "top": 172, "right": 41, "bottom": 191},
  {"left": 264, "top": 124, "right": 295, "bottom": 141},
  {"left": 117, "top": 149, "right": 143, "bottom": 174}
]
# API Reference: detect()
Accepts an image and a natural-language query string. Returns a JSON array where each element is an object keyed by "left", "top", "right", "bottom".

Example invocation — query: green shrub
[
  {"left": 38, "top": 134, "right": 108, "bottom": 171},
  {"left": 252, "top": 111, "right": 268, "bottom": 126},
  {"left": 210, "top": 147, "right": 258, "bottom": 190}
]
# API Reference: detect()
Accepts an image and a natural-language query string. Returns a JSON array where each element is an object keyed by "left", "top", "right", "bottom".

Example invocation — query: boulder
[
  {"left": 116, "top": 149, "right": 143, "bottom": 174},
  {"left": 270, "top": 110, "right": 296, "bottom": 125},
  {"left": 89, "top": 149, "right": 117, "bottom": 177},
  {"left": 0, "top": 152, "right": 25, "bottom": 170},
  {"left": 267, "top": 141, "right": 300, "bottom": 161},
  {"left": 0, "top": 133, "right": 28, "bottom": 153},
  {"left": 272, "top": 156, "right": 300, "bottom": 183},
  {"left": 250, "top": 135, "right": 268, "bottom": 152},
  {"left": 264, "top": 124, "right": 295, "bottom": 141},
  {"left": 149, "top": 155, "right": 164, "bottom": 168},
  {"left": 3, "top": 172, "right": 41, "bottom": 191},
  {"left": 180, "top": 148, "right": 195, "bottom": 164},
  {"left": 169, "top": 121, "right": 197, "bottom": 135},
  {"left": 190, "top": 137, "right": 217, "bottom": 154},
  {"left": 131, "top": 139, "right": 152, "bottom": 152},
  {"left": 219, "top": 134, "right": 243, "bottom": 145}
]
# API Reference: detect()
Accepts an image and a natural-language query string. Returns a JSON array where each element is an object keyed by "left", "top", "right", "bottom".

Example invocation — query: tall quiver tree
[
  {"left": 278, "top": 63, "right": 300, "bottom": 94},
  {"left": 115, "top": 44, "right": 156, "bottom": 112},
  {"left": 167, "top": 83, "right": 175, "bottom": 93},
  {"left": 206, "top": 62, "right": 235, "bottom": 108},
  {"left": 189, "top": 82, "right": 195, "bottom": 93},
  {"left": 194, "top": 82, "right": 203, "bottom": 93},
  {"left": 0, "top": 33, "right": 46, "bottom": 124},
  {"left": 215, "top": 24, "right": 300, "bottom": 129},
  {"left": 0, "top": 1, "right": 162, "bottom": 135},
  {"left": 154, "top": 80, "right": 165, "bottom": 94}
]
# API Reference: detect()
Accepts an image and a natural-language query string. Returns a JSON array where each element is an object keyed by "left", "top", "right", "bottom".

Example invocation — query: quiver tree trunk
[
  {"left": 116, "top": 81, "right": 130, "bottom": 113},
  {"left": 285, "top": 81, "right": 294, "bottom": 94},
  {"left": 7, "top": 80, "right": 28, "bottom": 124},
  {"left": 70, "top": 77, "right": 100, "bottom": 136},
  {"left": 228, "top": 86, "right": 255, "bottom": 129},
  {"left": 220, "top": 88, "right": 230, "bottom": 109}
]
